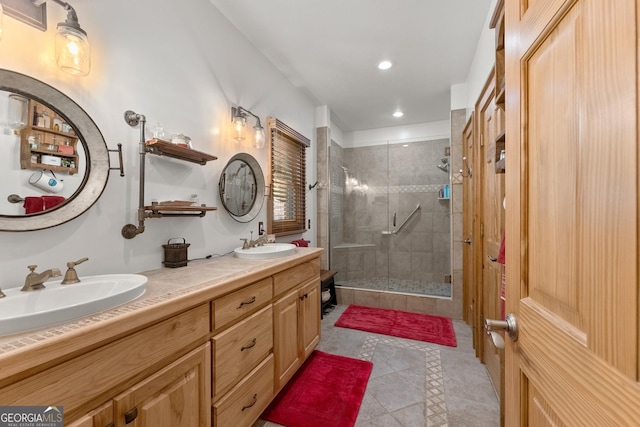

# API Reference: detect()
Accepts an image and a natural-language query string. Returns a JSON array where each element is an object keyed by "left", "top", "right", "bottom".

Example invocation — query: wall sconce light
[
  {"left": 2, "top": 0, "right": 90, "bottom": 75},
  {"left": 231, "top": 106, "right": 266, "bottom": 149},
  {"left": 37, "top": 0, "right": 91, "bottom": 76}
]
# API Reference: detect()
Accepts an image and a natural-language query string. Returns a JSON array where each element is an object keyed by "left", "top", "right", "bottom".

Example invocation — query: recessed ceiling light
[
  {"left": 378, "top": 60, "right": 392, "bottom": 70},
  {"left": 393, "top": 111, "right": 404, "bottom": 118}
]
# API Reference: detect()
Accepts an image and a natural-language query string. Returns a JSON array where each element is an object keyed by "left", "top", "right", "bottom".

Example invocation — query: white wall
[
  {"left": 0, "top": 0, "right": 318, "bottom": 289},
  {"left": 340, "top": 120, "right": 451, "bottom": 148},
  {"left": 463, "top": 0, "right": 498, "bottom": 116}
]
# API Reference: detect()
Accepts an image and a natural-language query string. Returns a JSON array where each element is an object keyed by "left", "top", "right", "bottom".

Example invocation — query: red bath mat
[
  {"left": 261, "top": 350, "right": 372, "bottom": 427},
  {"left": 335, "top": 304, "right": 457, "bottom": 347}
]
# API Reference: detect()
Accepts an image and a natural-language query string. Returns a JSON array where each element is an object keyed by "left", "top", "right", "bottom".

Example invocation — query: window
[{"left": 267, "top": 117, "right": 309, "bottom": 236}]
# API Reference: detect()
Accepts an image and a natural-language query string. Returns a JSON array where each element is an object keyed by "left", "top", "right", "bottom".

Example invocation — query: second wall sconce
[{"left": 231, "top": 106, "right": 266, "bottom": 149}]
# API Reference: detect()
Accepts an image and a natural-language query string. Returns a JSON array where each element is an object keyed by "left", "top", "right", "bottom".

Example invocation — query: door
[
  {"left": 505, "top": 0, "right": 640, "bottom": 424},
  {"left": 461, "top": 114, "right": 476, "bottom": 345},
  {"left": 475, "top": 70, "right": 506, "bottom": 402},
  {"left": 113, "top": 344, "right": 210, "bottom": 427},
  {"left": 273, "top": 288, "right": 300, "bottom": 389},
  {"left": 299, "top": 279, "right": 321, "bottom": 359}
]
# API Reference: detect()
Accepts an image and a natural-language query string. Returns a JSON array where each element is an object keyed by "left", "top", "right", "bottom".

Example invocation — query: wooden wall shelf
[
  {"left": 145, "top": 139, "right": 217, "bottom": 165},
  {"left": 144, "top": 204, "right": 217, "bottom": 217}
]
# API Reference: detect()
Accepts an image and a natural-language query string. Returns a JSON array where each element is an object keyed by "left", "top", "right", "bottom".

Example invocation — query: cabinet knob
[
  {"left": 124, "top": 407, "right": 138, "bottom": 424},
  {"left": 241, "top": 394, "right": 258, "bottom": 411}
]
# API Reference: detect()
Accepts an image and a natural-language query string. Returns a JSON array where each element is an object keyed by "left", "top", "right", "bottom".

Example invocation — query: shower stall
[{"left": 328, "top": 138, "right": 452, "bottom": 298}]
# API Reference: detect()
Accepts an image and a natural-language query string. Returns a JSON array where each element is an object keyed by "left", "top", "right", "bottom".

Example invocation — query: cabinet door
[
  {"left": 298, "top": 279, "right": 320, "bottom": 359},
  {"left": 273, "top": 288, "right": 300, "bottom": 390},
  {"left": 67, "top": 402, "right": 113, "bottom": 427},
  {"left": 113, "top": 343, "right": 210, "bottom": 427}
]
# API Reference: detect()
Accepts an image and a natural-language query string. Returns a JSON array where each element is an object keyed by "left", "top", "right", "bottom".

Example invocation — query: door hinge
[{"left": 480, "top": 223, "right": 484, "bottom": 237}]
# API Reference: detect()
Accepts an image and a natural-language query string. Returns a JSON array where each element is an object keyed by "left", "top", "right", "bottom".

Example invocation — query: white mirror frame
[{"left": 0, "top": 69, "right": 109, "bottom": 231}]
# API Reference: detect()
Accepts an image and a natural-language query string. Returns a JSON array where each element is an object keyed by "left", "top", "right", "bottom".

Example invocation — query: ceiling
[{"left": 209, "top": 0, "right": 493, "bottom": 133}]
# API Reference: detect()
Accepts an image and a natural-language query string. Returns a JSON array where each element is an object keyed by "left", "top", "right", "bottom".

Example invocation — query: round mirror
[
  {"left": 219, "top": 153, "right": 265, "bottom": 222},
  {"left": 0, "top": 69, "right": 109, "bottom": 231}
]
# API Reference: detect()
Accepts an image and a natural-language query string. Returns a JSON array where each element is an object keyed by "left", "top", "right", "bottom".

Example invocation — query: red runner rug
[
  {"left": 335, "top": 304, "right": 457, "bottom": 347},
  {"left": 261, "top": 350, "right": 372, "bottom": 427}
]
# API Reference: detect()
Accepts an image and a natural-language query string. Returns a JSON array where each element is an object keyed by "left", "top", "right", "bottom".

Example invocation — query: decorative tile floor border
[{"left": 358, "top": 335, "right": 449, "bottom": 427}]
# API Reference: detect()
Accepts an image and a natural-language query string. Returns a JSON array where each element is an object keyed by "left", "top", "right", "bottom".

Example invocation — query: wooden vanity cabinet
[
  {"left": 0, "top": 253, "right": 322, "bottom": 427},
  {"left": 0, "top": 304, "right": 210, "bottom": 426}
]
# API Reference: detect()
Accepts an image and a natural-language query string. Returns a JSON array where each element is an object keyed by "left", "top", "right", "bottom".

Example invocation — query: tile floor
[{"left": 254, "top": 304, "right": 500, "bottom": 427}]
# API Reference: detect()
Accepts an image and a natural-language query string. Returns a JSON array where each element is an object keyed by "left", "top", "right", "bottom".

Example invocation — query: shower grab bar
[{"left": 382, "top": 204, "right": 421, "bottom": 235}]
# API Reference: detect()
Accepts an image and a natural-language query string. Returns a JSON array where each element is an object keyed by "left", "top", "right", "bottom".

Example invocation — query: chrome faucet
[
  {"left": 21, "top": 265, "right": 62, "bottom": 292},
  {"left": 61, "top": 257, "right": 89, "bottom": 285}
]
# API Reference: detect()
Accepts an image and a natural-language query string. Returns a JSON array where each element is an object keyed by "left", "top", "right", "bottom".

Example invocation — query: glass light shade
[
  {"left": 0, "top": 4, "right": 4, "bottom": 42},
  {"left": 253, "top": 125, "right": 265, "bottom": 149},
  {"left": 233, "top": 116, "right": 246, "bottom": 141},
  {"left": 7, "top": 94, "right": 28, "bottom": 131},
  {"left": 55, "top": 25, "right": 91, "bottom": 76}
]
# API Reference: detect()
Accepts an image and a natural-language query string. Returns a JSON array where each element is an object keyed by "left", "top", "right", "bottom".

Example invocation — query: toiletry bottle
[
  {"left": 32, "top": 106, "right": 38, "bottom": 126},
  {"left": 42, "top": 110, "right": 51, "bottom": 128}
]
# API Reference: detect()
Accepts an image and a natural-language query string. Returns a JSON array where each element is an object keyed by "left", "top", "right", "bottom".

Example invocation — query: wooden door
[
  {"left": 298, "top": 279, "right": 321, "bottom": 359},
  {"left": 505, "top": 0, "right": 640, "bottom": 424},
  {"left": 476, "top": 71, "right": 506, "bottom": 402},
  {"left": 462, "top": 114, "right": 476, "bottom": 348},
  {"left": 273, "top": 288, "right": 300, "bottom": 390},
  {"left": 113, "top": 344, "right": 210, "bottom": 427}
]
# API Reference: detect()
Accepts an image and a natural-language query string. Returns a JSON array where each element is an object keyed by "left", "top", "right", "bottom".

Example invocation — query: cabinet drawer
[
  {"left": 212, "top": 305, "right": 273, "bottom": 400},
  {"left": 213, "top": 277, "right": 272, "bottom": 331},
  {"left": 273, "top": 258, "right": 320, "bottom": 296},
  {"left": 213, "top": 354, "right": 274, "bottom": 427}
]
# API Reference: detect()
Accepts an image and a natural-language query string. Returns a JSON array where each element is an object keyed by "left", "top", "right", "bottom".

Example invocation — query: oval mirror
[
  {"left": 0, "top": 69, "right": 109, "bottom": 231},
  {"left": 219, "top": 153, "right": 264, "bottom": 222}
]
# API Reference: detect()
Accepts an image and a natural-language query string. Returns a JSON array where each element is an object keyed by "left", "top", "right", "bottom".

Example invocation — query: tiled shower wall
[{"left": 330, "top": 139, "right": 451, "bottom": 287}]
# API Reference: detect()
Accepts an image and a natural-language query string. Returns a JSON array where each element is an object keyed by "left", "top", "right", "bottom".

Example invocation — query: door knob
[
  {"left": 464, "top": 239, "right": 472, "bottom": 244},
  {"left": 484, "top": 313, "right": 518, "bottom": 349}
]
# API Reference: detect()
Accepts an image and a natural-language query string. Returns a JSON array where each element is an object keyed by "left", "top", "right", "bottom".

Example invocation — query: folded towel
[
  {"left": 43, "top": 195, "right": 65, "bottom": 210},
  {"left": 24, "top": 196, "right": 43, "bottom": 214},
  {"left": 291, "top": 239, "right": 309, "bottom": 247}
]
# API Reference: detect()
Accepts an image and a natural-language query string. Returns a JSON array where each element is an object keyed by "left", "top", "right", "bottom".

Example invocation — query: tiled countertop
[{"left": 0, "top": 247, "right": 322, "bottom": 382}]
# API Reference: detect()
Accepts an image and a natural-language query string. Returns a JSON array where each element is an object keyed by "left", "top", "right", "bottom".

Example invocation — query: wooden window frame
[{"left": 266, "top": 117, "right": 309, "bottom": 236}]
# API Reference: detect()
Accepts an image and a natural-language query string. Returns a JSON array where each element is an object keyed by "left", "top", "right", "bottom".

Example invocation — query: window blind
[{"left": 267, "top": 117, "right": 309, "bottom": 236}]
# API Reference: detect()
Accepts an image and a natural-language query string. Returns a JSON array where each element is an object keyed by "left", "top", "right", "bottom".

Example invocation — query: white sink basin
[
  {"left": 234, "top": 243, "right": 297, "bottom": 259},
  {"left": 0, "top": 274, "right": 147, "bottom": 336}
]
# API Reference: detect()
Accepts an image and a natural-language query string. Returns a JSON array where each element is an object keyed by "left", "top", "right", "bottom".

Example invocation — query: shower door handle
[{"left": 392, "top": 213, "right": 396, "bottom": 227}]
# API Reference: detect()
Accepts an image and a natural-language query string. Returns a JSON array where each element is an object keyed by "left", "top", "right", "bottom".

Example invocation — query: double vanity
[{"left": 0, "top": 247, "right": 323, "bottom": 427}]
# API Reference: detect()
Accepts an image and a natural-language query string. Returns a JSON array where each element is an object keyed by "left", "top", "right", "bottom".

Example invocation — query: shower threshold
[{"left": 336, "top": 277, "right": 451, "bottom": 298}]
